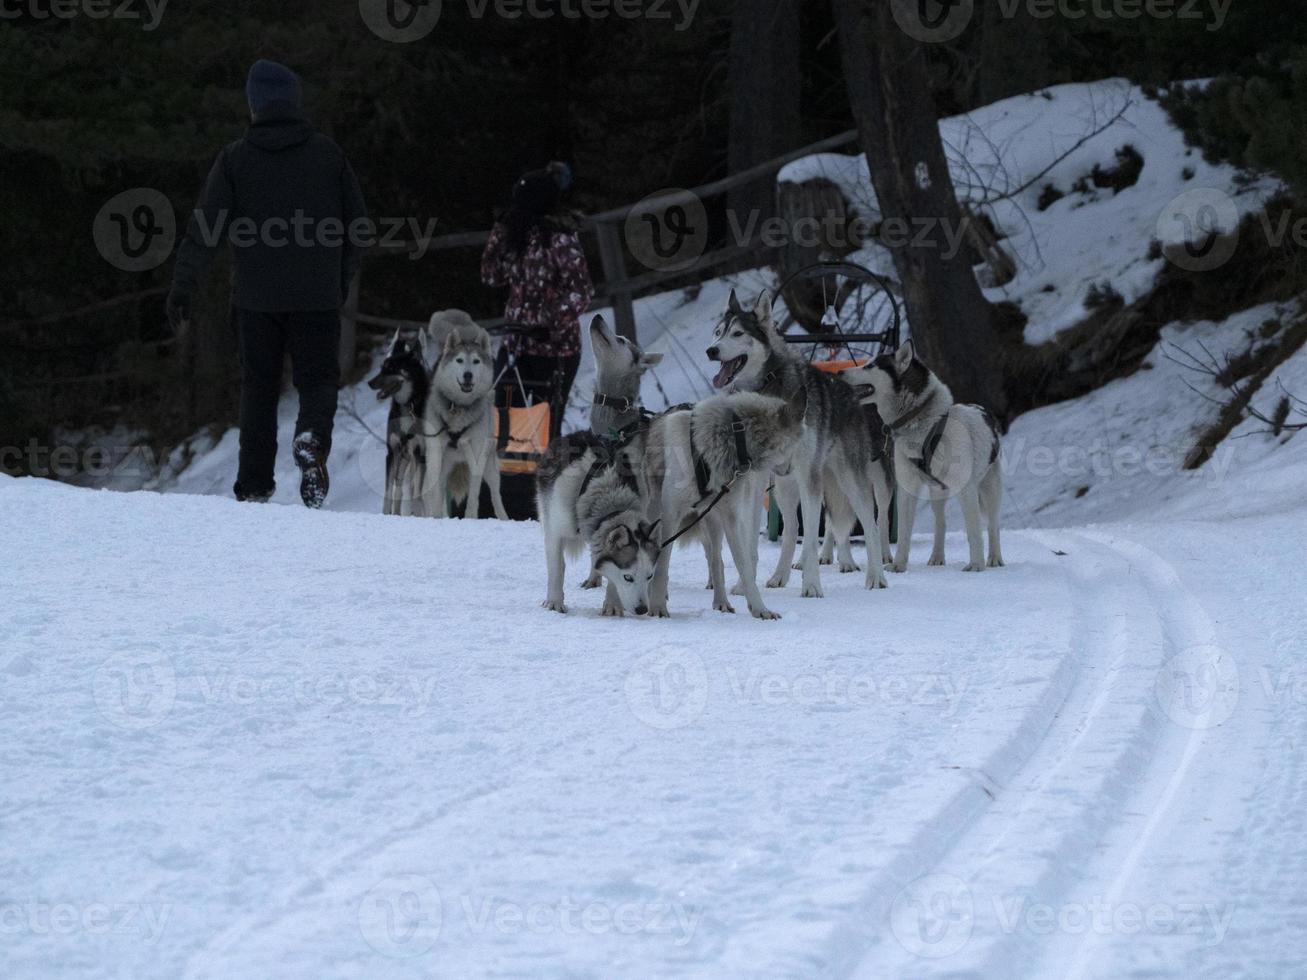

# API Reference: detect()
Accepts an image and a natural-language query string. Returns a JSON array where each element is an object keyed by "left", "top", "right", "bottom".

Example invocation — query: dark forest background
[{"left": 2, "top": 0, "right": 1305, "bottom": 463}]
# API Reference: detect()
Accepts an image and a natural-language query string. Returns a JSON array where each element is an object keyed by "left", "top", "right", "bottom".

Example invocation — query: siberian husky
[
  {"left": 643, "top": 391, "right": 803, "bottom": 620},
  {"left": 842, "top": 340, "right": 1005, "bottom": 571},
  {"left": 707, "top": 289, "right": 894, "bottom": 597},
  {"left": 420, "top": 319, "right": 509, "bottom": 520},
  {"left": 367, "top": 328, "right": 431, "bottom": 516},
  {"left": 536, "top": 315, "right": 664, "bottom": 615}
]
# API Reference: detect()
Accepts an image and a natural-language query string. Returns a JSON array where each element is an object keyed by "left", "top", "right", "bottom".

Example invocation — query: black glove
[{"left": 166, "top": 290, "right": 191, "bottom": 333}]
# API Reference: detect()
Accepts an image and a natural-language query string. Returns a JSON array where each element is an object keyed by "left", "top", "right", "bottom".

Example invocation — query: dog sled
[
  {"left": 769, "top": 260, "right": 903, "bottom": 542},
  {"left": 485, "top": 322, "right": 560, "bottom": 520}
]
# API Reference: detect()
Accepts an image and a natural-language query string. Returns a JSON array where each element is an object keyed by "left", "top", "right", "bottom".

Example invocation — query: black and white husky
[
  {"left": 368, "top": 328, "right": 432, "bottom": 516},
  {"left": 707, "top": 289, "right": 895, "bottom": 597},
  {"left": 535, "top": 315, "right": 664, "bottom": 616},
  {"left": 420, "top": 317, "right": 509, "bottom": 520},
  {"left": 842, "top": 340, "right": 1005, "bottom": 572}
]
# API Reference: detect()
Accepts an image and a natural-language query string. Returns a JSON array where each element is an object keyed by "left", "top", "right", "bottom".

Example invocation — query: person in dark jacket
[
  {"left": 167, "top": 59, "right": 368, "bottom": 508},
  {"left": 481, "top": 168, "right": 594, "bottom": 439}
]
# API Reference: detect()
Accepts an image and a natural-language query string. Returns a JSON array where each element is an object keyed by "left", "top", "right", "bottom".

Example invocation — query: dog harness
[
  {"left": 897, "top": 401, "right": 1001, "bottom": 485},
  {"left": 691, "top": 410, "right": 752, "bottom": 500},
  {"left": 434, "top": 422, "right": 473, "bottom": 449}
]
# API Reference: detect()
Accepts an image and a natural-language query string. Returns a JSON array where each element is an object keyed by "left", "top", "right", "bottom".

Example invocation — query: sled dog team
[{"left": 370, "top": 290, "right": 1005, "bottom": 620}]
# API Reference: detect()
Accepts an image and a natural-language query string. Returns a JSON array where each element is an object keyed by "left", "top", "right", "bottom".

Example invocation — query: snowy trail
[
  {"left": 2, "top": 477, "right": 1080, "bottom": 979},
  {"left": 3, "top": 471, "right": 1305, "bottom": 977},
  {"left": 843, "top": 530, "right": 1230, "bottom": 977}
]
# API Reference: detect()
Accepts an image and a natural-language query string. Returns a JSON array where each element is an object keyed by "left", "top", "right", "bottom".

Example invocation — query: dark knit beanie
[{"left": 246, "top": 60, "right": 302, "bottom": 115}]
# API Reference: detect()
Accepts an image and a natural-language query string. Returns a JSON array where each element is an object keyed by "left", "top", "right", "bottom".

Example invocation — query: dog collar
[{"left": 593, "top": 392, "right": 635, "bottom": 413}]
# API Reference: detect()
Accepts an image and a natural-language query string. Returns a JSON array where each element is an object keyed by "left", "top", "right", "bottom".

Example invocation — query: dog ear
[
  {"left": 639, "top": 351, "right": 664, "bottom": 369},
  {"left": 894, "top": 338, "right": 915, "bottom": 374},
  {"left": 605, "top": 525, "right": 631, "bottom": 550},
  {"left": 753, "top": 289, "right": 773, "bottom": 325},
  {"left": 727, "top": 289, "right": 744, "bottom": 315},
  {"left": 635, "top": 520, "right": 660, "bottom": 543}
]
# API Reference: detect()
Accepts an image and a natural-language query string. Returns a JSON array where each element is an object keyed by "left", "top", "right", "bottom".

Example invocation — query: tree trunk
[
  {"left": 831, "top": 0, "right": 1008, "bottom": 418},
  {"left": 728, "top": 0, "right": 801, "bottom": 224}
]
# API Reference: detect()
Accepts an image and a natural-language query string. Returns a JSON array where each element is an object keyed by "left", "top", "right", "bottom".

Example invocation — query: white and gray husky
[
  {"left": 707, "top": 289, "right": 894, "bottom": 597},
  {"left": 535, "top": 316, "right": 664, "bottom": 616},
  {"left": 842, "top": 340, "right": 1005, "bottom": 572},
  {"left": 420, "top": 317, "right": 509, "bottom": 520},
  {"left": 643, "top": 390, "right": 804, "bottom": 620}
]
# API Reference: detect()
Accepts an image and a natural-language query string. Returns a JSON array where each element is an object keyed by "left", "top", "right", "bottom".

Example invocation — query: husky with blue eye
[
  {"left": 535, "top": 315, "right": 665, "bottom": 616},
  {"left": 842, "top": 340, "right": 1005, "bottom": 572}
]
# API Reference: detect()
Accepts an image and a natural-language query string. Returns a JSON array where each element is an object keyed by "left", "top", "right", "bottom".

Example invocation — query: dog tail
[{"left": 447, "top": 462, "right": 470, "bottom": 504}]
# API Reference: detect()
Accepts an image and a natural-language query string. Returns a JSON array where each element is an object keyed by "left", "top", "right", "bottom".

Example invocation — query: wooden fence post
[{"left": 594, "top": 220, "right": 637, "bottom": 342}]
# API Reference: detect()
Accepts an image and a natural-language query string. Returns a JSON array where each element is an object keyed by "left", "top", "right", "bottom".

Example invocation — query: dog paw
[
  {"left": 888, "top": 562, "right": 908, "bottom": 574},
  {"left": 866, "top": 573, "right": 889, "bottom": 590},
  {"left": 705, "top": 580, "right": 714, "bottom": 590},
  {"left": 648, "top": 604, "right": 671, "bottom": 619},
  {"left": 962, "top": 563, "right": 986, "bottom": 573},
  {"left": 790, "top": 560, "right": 804, "bottom": 571},
  {"left": 800, "top": 584, "right": 825, "bottom": 599},
  {"left": 541, "top": 599, "right": 567, "bottom": 614},
  {"left": 580, "top": 573, "right": 602, "bottom": 590},
  {"left": 839, "top": 562, "right": 861, "bottom": 574},
  {"left": 751, "top": 606, "right": 782, "bottom": 621},
  {"left": 713, "top": 600, "right": 736, "bottom": 614},
  {"left": 601, "top": 603, "right": 624, "bottom": 617},
  {"left": 729, "top": 581, "right": 746, "bottom": 597},
  {"left": 988, "top": 555, "right": 1006, "bottom": 568},
  {"left": 927, "top": 555, "right": 946, "bottom": 567},
  {"left": 765, "top": 573, "right": 789, "bottom": 589},
  {"left": 818, "top": 556, "right": 833, "bottom": 566}
]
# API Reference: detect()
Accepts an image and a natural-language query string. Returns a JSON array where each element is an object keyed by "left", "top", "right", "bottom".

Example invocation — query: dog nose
[
  {"left": 635, "top": 603, "right": 649, "bottom": 616},
  {"left": 462, "top": 372, "right": 473, "bottom": 383},
  {"left": 706, "top": 346, "right": 719, "bottom": 360}
]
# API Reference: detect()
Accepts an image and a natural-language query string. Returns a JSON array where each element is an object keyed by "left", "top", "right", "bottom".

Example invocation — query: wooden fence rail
[{"left": 345, "top": 129, "right": 862, "bottom": 356}]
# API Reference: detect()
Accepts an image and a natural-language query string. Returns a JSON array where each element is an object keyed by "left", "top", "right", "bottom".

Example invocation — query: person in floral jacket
[{"left": 481, "top": 168, "right": 594, "bottom": 437}]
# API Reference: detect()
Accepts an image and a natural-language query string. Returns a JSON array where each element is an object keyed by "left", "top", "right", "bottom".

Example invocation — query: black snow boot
[
  {"left": 293, "top": 432, "right": 330, "bottom": 509},
  {"left": 234, "top": 481, "right": 274, "bottom": 503}
]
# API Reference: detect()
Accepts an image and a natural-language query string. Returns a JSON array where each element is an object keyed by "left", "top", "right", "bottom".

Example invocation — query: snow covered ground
[
  {"left": 6, "top": 329, "right": 1307, "bottom": 977},
  {"left": 6, "top": 80, "right": 1307, "bottom": 978}
]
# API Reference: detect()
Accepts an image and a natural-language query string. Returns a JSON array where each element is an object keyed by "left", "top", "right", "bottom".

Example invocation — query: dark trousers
[
  {"left": 495, "top": 350, "right": 581, "bottom": 439},
  {"left": 236, "top": 308, "right": 340, "bottom": 494}
]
